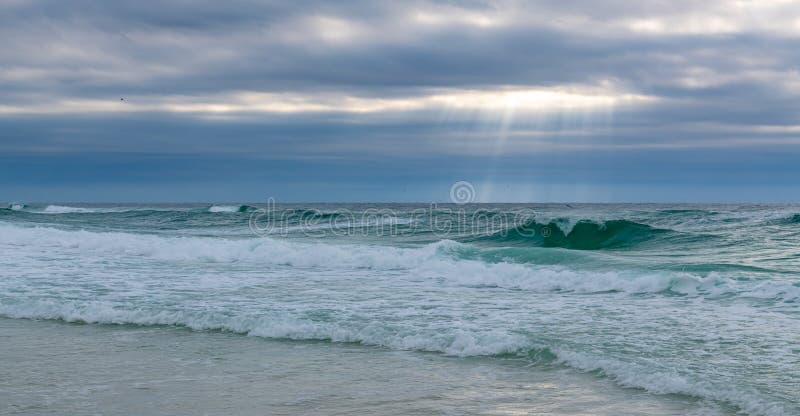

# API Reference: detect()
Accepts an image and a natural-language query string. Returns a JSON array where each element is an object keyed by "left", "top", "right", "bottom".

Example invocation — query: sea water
[{"left": 0, "top": 203, "right": 798, "bottom": 415}]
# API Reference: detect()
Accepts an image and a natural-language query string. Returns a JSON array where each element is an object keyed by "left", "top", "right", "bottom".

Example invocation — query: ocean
[{"left": 0, "top": 203, "right": 798, "bottom": 415}]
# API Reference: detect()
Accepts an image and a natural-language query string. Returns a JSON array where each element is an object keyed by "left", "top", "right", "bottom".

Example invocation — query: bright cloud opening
[{"left": 0, "top": 86, "right": 656, "bottom": 117}]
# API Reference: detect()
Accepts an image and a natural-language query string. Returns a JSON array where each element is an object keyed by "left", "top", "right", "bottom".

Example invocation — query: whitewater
[{"left": 1, "top": 203, "right": 798, "bottom": 415}]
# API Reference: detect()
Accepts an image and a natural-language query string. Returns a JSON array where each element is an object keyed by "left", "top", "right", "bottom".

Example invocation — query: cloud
[
  {"left": 0, "top": 84, "right": 655, "bottom": 117},
  {"left": 2, "top": 0, "right": 800, "bottom": 200}
]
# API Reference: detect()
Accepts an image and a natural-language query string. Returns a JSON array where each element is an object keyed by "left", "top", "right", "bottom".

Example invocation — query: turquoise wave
[
  {"left": 467, "top": 219, "right": 670, "bottom": 250},
  {"left": 764, "top": 213, "right": 800, "bottom": 225}
]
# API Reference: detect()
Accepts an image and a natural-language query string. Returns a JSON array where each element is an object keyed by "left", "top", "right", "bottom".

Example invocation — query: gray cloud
[
  {"left": 3, "top": 1, "right": 800, "bottom": 97},
  {"left": 2, "top": 0, "right": 800, "bottom": 201}
]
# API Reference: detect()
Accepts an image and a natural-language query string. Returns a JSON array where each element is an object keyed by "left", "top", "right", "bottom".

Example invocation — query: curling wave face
[
  {"left": 1, "top": 203, "right": 799, "bottom": 415},
  {"left": 468, "top": 218, "right": 671, "bottom": 249}
]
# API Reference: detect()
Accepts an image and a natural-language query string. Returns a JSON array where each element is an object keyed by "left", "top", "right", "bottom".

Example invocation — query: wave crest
[
  {"left": 766, "top": 213, "right": 800, "bottom": 225},
  {"left": 474, "top": 219, "right": 668, "bottom": 250},
  {"left": 208, "top": 205, "right": 258, "bottom": 213},
  {"left": 43, "top": 205, "right": 98, "bottom": 214},
  {"left": 0, "top": 300, "right": 790, "bottom": 416},
  {"left": 1, "top": 223, "right": 794, "bottom": 301}
]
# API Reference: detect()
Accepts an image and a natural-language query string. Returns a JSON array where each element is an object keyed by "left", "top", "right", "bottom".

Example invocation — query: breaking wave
[
  {"left": 0, "top": 222, "right": 795, "bottom": 301},
  {"left": 42, "top": 205, "right": 100, "bottom": 214},
  {"left": 208, "top": 205, "right": 258, "bottom": 213},
  {"left": 471, "top": 219, "right": 670, "bottom": 250},
  {"left": 0, "top": 300, "right": 790, "bottom": 416},
  {"left": 765, "top": 213, "right": 800, "bottom": 225}
]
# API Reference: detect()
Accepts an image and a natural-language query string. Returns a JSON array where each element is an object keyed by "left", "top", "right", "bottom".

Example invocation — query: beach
[{"left": 1, "top": 317, "right": 707, "bottom": 416}]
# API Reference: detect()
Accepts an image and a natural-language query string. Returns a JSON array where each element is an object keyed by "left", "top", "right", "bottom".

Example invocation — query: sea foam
[
  {"left": 208, "top": 205, "right": 257, "bottom": 213},
  {"left": 42, "top": 205, "right": 100, "bottom": 214},
  {"left": 0, "top": 222, "right": 794, "bottom": 301},
  {"left": 0, "top": 299, "right": 791, "bottom": 416}
]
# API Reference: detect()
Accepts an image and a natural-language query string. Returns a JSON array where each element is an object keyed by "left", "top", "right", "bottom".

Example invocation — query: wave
[
  {"left": 42, "top": 205, "right": 100, "bottom": 214},
  {"left": 39, "top": 205, "right": 157, "bottom": 214},
  {"left": 2, "top": 204, "right": 159, "bottom": 215},
  {"left": 208, "top": 205, "right": 258, "bottom": 213},
  {"left": 7, "top": 205, "right": 129, "bottom": 214},
  {"left": 765, "top": 213, "right": 800, "bottom": 225},
  {"left": 552, "top": 348, "right": 789, "bottom": 416},
  {"left": 656, "top": 209, "right": 718, "bottom": 215},
  {"left": 3, "top": 204, "right": 260, "bottom": 215},
  {"left": 1, "top": 223, "right": 795, "bottom": 301},
  {"left": 272, "top": 209, "right": 353, "bottom": 221},
  {"left": 471, "top": 219, "right": 669, "bottom": 250},
  {"left": 0, "top": 300, "right": 790, "bottom": 416},
  {"left": 0, "top": 300, "right": 528, "bottom": 357}
]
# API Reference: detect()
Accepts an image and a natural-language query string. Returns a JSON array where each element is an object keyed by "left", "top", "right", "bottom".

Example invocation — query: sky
[{"left": 2, "top": 0, "right": 800, "bottom": 202}]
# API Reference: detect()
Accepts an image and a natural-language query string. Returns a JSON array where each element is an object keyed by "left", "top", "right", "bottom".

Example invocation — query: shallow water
[{"left": 0, "top": 318, "right": 713, "bottom": 416}]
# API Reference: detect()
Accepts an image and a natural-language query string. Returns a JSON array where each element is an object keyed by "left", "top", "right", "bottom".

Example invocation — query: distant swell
[{"left": 472, "top": 219, "right": 669, "bottom": 250}]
